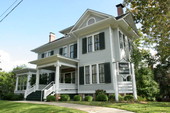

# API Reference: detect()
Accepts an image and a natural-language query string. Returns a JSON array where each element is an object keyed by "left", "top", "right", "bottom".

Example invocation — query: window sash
[
  {"left": 70, "top": 45, "right": 74, "bottom": 58},
  {"left": 85, "top": 66, "right": 90, "bottom": 84},
  {"left": 99, "top": 64, "right": 105, "bottom": 83},
  {"left": 88, "top": 36, "right": 92, "bottom": 52},
  {"left": 94, "top": 34, "right": 100, "bottom": 51},
  {"left": 92, "top": 65, "right": 97, "bottom": 83}
]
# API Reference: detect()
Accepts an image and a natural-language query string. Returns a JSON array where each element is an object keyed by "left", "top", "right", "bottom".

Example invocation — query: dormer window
[{"left": 87, "top": 17, "right": 96, "bottom": 25}]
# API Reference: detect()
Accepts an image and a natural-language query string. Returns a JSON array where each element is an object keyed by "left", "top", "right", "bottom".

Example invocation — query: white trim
[
  {"left": 60, "top": 62, "right": 76, "bottom": 68},
  {"left": 86, "top": 17, "right": 96, "bottom": 26},
  {"left": 37, "top": 63, "right": 56, "bottom": 69},
  {"left": 109, "top": 26, "right": 114, "bottom": 62}
]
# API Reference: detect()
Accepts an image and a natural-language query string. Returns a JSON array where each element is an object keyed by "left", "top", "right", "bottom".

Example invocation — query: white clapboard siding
[{"left": 118, "top": 82, "right": 133, "bottom": 93}]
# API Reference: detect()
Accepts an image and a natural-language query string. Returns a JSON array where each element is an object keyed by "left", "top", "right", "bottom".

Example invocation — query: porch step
[{"left": 26, "top": 91, "right": 43, "bottom": 101}]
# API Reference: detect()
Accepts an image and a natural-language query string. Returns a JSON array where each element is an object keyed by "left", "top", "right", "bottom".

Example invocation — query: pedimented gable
[{"left": 71, "top": 9, "right": 112, "bottom": 32}]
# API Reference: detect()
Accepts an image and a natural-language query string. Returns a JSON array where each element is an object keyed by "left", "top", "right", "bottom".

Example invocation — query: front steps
[{"left": 26, "top": 91, "right": 43, "bottom": 101}]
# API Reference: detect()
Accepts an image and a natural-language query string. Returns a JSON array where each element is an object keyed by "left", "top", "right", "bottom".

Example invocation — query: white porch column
[
  {"left": 36, "top": 68, "right": 40, "bottom": 90},
  {"left": 131, "top": 63, "right": 137, "bottom": 100},
  {"left": 15, "top": 76, "right": 19, "bottom": 91},
  {"left": 113, "top": 63, "right": 119, "bottom": 102},
  {"left": 26, "top": 72, "right": 31, "bottom": 90},
  {"left": 55, "top": 61, "right": 60, "bottom": 94}
]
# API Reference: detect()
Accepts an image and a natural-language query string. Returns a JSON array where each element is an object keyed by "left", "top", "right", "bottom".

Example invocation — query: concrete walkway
[{"left": 15, "top": 101, "right": 134, "bottom": 113}]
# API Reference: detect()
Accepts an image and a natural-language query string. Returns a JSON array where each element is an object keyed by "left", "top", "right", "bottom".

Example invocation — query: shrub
[
  {"left": 46, "top": 95, "right": 56, "bottom": 101},
  {"left": 2, "top": 93, "right": 24, "bottom": 100},
  {"left": 109, "top": 94, "right": 124, "bottom": 102},
  {"left": 60, "top": 94, "right": 70, "bottom": 101},
  {"left": 124, "top": 95, "right": 134, "bottom": 102},
  {"left": 73, "top": 95, "right": 82, "bottom": 101},
  {"left": 96, "top": 94, "right": 108, "bottom": 101},
  {"left": 95, "top": 89, "right": 106, "bottom": 96},
  {"left": 138, "top": 96, "right": 146, "bottom": 101},
  {"left": 118, "top": 95, "right": 124, "bottom": 101},
  {"left": 84, "top": 96, "right": 93, "bottom": 102},
  {"left": 109, "top": 94, "right": 115, "bottom": 102}
]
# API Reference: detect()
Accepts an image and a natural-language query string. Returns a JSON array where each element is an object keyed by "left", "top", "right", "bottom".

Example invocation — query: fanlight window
[{"left": 87, "top": 18, "right": 95, "bottom": 25}]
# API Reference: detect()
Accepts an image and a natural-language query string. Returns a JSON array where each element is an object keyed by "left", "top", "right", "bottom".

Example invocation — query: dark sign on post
[{"left": 119, "top": 62, "right": 130, "bottom": 74}]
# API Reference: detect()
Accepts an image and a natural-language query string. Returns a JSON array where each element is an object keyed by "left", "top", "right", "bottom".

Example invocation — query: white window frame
[
  {"left": 86, "top": 17, "right": 96, "bottom": 26},
  {"left": 62, "top": 46, "right": 67, "bottom": 57}
]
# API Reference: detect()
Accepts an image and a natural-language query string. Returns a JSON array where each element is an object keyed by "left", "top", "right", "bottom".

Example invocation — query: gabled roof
[{"left": 70, "top": 9, "right": 113, "bottom": 32}]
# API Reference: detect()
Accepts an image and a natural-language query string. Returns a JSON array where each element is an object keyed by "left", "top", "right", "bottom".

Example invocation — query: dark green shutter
[
  {"left": 104, "top": 62, "right": 111, "bottom": 83},
  {"left": 51, "top": 50, "right": 54, "bottom": 55},
  {"left": 79, "top": 67, "right": 84, "bottom": 85},
  {"left": 73, "top": 43, "right": 77, "bottom": 58},
  {"left": 82, "top": 38, "right": 87, "bottom": 54},
  {"left": 99, "top": 32, "right": 105, "bottom": 50},
  {"left": 59, "top": 48, "right": 63, "bottom": 55},
  {"left": 41, "top": 53, "right": 44, "bottom": 58}
]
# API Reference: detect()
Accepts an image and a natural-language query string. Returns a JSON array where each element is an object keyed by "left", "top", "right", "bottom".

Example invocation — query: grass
[
  {"left": 0, "top": 100, "right": 86, "bottom": 113},
  {"left": 65, "top": 101, "right": 170, "bottom": 113}
]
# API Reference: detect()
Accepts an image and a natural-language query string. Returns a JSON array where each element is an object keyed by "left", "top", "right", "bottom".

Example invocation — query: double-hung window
[
  {"left": 63, "top": 46, "right": 67, "bottom": 57},
  {"left": 85, "top": 66, "right": 90, "bottom": 84},
  {"left": 88, "top": 36, "right": 92, "bottom": 52},
  {"left": 99, "top": 64, "right": 105, "bottom": 83},
  {"left": 92, "top": 65, "right": 97, "bottom": 83},
  {"left": 70, "top": 45, "right": 74, "bottom": 58},
  {"left": 94, "top": 34, "right": 100, "bottom": 51}
]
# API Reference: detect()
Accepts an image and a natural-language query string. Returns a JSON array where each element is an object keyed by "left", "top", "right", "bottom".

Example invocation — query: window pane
[
  {"left": 88, "top": 18, "right": 95, "bottom": 25},
  {"left": 85, "top": 66, "right": 90, "bottom": 84},
  {"left": 70, "top": 45, "right": 74, "bottom": 58},
  {"left": 63, "top": 47, "right": 67, "bottom": 57},
  {"left": 88, "top": 36, "right": 92, "bottom": 52},
  {"left": 92, "top": 65, "right": 97, "bottom": 83},
  {"left": 65, "top": 73, "right": 71, "bottom": 83},
  {"left": 99, "top": 64, "right": 105, "bottom": 83},
  {"left": 94, "top": 34, "right": 100, "bottom": 51}
]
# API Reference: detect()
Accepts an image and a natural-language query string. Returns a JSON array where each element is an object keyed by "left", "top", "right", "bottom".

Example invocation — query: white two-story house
[{"left": 14, "top": 4, "right": 138, "bottom": 101}]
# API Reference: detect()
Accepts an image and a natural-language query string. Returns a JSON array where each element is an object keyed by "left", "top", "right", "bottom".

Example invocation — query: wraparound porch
[{"left": 25, "top": 54, "right": 79, "bottom": 100}]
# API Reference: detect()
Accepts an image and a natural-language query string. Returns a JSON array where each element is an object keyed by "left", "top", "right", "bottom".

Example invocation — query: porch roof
[
  {"left": 29, "top": 54, "right": 79, "bottom": 67},
  {"left": 13, "top": 68, "right": 36, "bottom": 74}
]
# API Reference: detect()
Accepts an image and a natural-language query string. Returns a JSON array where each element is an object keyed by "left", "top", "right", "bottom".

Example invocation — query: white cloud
[{"left": 0, "top": 50, "right": 35, "bottom": 72}]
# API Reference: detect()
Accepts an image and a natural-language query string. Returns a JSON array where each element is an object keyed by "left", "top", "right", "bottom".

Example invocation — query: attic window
[{"left": 87, "top": 17, "right": 96, "bottom": 25}]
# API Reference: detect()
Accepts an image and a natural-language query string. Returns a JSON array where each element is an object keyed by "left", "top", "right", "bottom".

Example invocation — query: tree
[
  {"left": 124, "top": 0, "right": 170, "bottom": 63},
  {"left": 131, "top": 40, "right": 159, "bottom": 100},
  {"left": 0, "top": 72, "right": 15, "bottom": 99}
]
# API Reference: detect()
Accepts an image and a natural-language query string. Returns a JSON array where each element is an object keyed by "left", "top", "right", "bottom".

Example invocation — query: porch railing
[
  {"left": 24, "top": 85, "right": 36, "bottom": 98},
  {"left": 43, "top": 81, "right": 55, "bottom": 100}
]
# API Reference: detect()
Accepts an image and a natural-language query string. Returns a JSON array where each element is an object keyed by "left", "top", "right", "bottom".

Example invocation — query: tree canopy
[{"left": 124, "top": 0, "right": 170, "bottom": 63}]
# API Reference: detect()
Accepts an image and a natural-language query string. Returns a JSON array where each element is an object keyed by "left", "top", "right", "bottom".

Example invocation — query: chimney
[
  {"left": 49, "top": 32, "right": 56, "bottom": 42},
  {"left": 116, "top": 4, "right": 125, "bottom": 16}
]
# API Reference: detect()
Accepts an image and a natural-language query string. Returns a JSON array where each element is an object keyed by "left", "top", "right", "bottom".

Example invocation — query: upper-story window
[
  {"left": 88, "top": 36, "right": 92, "bottom": 52},
  {"left": 94, "top": 34, "right": 100, "bottom": 51},
  {"left": 70, "top": 45, "right": 74, "bottom": 58},
  {"left": 87, "top": 17, "right": 96, "bottom": 25},
  {"left": 41, "top": 50, "right": 54, "bottom": 58},
  {"left": 59, "top": 46, "right": 67, "bottom": 57},
  {"left": 82, "top": 32, "right": 105, "bottom": 54}
]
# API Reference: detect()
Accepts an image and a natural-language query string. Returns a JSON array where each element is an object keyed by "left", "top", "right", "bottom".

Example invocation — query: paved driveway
[{"left": 16, "top": 101, "right": 134, "bottom": 113}]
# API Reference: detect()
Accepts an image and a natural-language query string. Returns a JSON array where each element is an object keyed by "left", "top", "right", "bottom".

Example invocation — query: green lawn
[
  {"left": 0, "top": 100, "right": 86, "bottom": 113},
  {"left": 66, "top": 101, "right": 170, "bottom": 113}
]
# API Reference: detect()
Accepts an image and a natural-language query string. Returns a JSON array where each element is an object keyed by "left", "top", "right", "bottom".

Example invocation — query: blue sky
[{"left": 0, "top": 0, "right": 123, "bottom": 71}]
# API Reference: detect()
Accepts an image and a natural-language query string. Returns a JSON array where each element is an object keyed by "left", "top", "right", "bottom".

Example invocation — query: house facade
[{"left": 14, "top": 4, "right": 138, "bottom": 101}]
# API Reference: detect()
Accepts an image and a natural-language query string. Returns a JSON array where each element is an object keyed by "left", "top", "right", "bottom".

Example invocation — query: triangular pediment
[{"left": 70, "top": 9, "right": 112, "bottom": 32}]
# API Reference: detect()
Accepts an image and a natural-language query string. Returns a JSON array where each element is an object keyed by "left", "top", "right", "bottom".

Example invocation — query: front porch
[{"left": 26, "top": 54, "right": 79, "bottom": 100}]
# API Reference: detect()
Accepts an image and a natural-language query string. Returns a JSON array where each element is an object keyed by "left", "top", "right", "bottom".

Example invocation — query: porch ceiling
[{"left": 29, "top": 54, "right": 79, "bottom": 67}]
